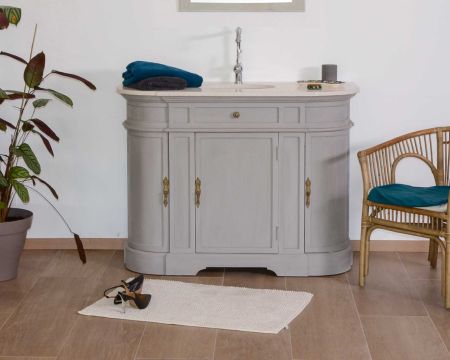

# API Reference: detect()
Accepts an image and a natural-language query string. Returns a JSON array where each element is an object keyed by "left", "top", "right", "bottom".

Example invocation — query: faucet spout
[{"left": 234, "top": 27, "right": 243, "bottom": 85}]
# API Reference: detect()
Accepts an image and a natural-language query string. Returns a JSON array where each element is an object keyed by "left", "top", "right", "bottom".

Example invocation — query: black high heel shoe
[
  {"left": 103, "top": 274, "right": 145, "bottom": 304},
  {"left": 119, "top": 280, "right": 152, "bottom": 309},
  {"left": 103, "top": 274, "right": 150, "bottom": 307}
]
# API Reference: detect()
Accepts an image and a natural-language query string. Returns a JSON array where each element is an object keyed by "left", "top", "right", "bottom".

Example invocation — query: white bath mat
[{"left": 79, "top": 279, "right": 313, "bottom": 334}]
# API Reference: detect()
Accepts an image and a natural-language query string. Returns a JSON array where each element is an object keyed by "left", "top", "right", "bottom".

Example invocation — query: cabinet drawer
[{"left": 190, "top": 105, "right": 279, "bottom": 124}]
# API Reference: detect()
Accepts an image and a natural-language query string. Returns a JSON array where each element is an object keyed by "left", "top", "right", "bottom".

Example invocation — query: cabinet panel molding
[
  {"left": 169, "top": 133, "right": 195, "bottom": 253},
  {"left": 305, "top": 130, "right": 350, "bottom": 253},
  {"left": 279, "top": 133, "right": 305, "bottom": 253},
  {"left": 127, "top": 132, "right": 169, "bottom": 253},
  {"left": 195, "top": 133, "right": 279, "bottom": 254}
]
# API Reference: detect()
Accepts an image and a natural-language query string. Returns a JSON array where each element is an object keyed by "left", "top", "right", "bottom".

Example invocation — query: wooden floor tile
[
  {"left": 348, "top": 252, "right": 427, "bottom": 316},
  {"left": 0, "top": 277, "right": 97, "bottom": 357},
  {"left": 414, "top": 279, "right": 450, "bottom": 353},
  {"left": 287, "top": 275, "right": 371, "bottom": 360},
  {"left": 399, "top": 252, "right": 441, "bottom": 280},
  {"left": 223, "top": 268, "right": 286, "bottom": 290},
  {"left": 362, "top": 316, "right": 450, "bottom": 360},
  {"left": 0, "top": 250, "right": 57, "bottom": 328},
  {"left": 42, "top": 250, "right": 115, "bottom": 279},
  {"left": 214, "top": 328, "right": 291, "bottom": 360},
  {"left": 136, "top": 323, "right": 216, "bottom": 359},
  {"left": 57, "top": 317, "right": 145, "bottom": 360}
]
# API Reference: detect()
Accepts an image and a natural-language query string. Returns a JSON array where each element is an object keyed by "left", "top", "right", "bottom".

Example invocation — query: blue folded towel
[
  {"left": 123, "top": 61, "right": 203, "bottom": 88},
  {"left": 368, "top": 184, "right": 450, "bottom": 208}
]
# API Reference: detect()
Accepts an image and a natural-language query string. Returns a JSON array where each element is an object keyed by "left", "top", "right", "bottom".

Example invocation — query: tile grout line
[
  {"left": 396, "top": 251, "right": 450, "bottom": 357},
  {"left": 284, "top": 276, "right": 294, "bottom": 360},
  {"left": 344, "top": 270, "right": 374, "bottom": 360},
  {"left": 212, "top": 329, "right": 219, "bottom": 360},
  {"left": 132, "top": 323, "right": 147, "bottom": 360},
  {"left": 212, "top": 269, "right": 226, "bottom": 360}
]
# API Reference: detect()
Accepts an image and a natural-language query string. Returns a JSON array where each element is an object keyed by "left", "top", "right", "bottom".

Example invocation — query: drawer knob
[{"left": 232, "top": 111, "right": 241, "bottom": 119}]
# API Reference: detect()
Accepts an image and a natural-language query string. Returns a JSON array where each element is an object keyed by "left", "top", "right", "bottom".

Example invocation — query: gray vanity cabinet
[{"left": 120, "top": 83, "right": 358, "bottom": 276}]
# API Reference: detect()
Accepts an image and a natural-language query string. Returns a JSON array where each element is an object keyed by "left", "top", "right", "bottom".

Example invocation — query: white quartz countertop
[{"left": 118, "top": 82, "right": 359, "bottom": 97}]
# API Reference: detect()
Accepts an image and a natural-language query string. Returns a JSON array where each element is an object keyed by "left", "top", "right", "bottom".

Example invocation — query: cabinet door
[
  {"left": 128, "top": 132, "right": 169, "bottom": 252},
  {"left": 195, "top": 133, "right": 278, "bottom": 253},
  {"left": 305, "top": 131, "right": 349, "bottom": 253}
]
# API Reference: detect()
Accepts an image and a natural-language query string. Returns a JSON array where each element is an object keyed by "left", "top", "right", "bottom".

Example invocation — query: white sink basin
[{"left": 202, "top": 83, "right": 275, "bottom": 91}]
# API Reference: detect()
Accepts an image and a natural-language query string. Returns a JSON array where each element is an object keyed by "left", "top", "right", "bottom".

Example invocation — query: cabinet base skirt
[{"left": 125, "top": 242, "right": 353, "bottom": 276}]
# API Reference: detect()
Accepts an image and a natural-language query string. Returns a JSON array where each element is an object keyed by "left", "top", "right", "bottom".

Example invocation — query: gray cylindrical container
[
  {"left": 322, "top": 64, "right": 338, "bottom": 82},
  {"left": 0, "top": 208, "right": 33, "bottom": 281}
]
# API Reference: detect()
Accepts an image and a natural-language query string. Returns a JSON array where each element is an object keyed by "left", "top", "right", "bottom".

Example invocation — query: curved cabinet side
[{"left": 127, "top": 131, "right": 169, "bottom": 258}]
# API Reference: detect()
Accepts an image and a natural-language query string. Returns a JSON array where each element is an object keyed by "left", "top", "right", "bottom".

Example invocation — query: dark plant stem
[{"left": 24, "top": 185, "right": 86, "bottom": 263}]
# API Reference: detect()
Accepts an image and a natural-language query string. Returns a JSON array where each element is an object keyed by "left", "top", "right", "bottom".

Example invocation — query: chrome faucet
[{"left": 234, "top": 27, "right": 243, "bottom": 85}]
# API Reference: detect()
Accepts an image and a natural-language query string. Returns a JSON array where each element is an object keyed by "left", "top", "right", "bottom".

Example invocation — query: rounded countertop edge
[{"left": 117, "top": 82, "right": 359, "bottom": 98}]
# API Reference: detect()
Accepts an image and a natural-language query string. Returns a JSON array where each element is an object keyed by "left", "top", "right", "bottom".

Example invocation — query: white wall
[{"left": 1, "top": 0, "right": 450, "bottom": 241}]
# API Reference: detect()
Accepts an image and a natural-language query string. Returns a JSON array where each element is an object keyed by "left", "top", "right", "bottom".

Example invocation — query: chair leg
[
  {"left": 364, "top": 227, "right": 374, "bottom": 276},
  {"left": 445, "top": 239, "right": 450, "bottom": 309},
  {"left": 442, "top": 249, "right": 446, "bottom": 298},
  {"left": 428, "top": 239, "right": 433, "bottom": 262},
  {"left": 429, "top": 238, "right": 438, "bottom": 269},
  {"left": 359, "top": 225, "right": 369, "bottom": 287}
]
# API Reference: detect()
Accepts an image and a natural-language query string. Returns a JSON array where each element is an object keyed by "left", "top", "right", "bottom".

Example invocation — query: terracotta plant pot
[{"left": 0, "top": 208, "right": 33, "bottom": 281}]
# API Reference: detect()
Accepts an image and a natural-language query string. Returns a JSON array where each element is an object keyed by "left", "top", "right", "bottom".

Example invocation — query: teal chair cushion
[{"left": 368, "top": 184, "right": 450, "bottom": 207}]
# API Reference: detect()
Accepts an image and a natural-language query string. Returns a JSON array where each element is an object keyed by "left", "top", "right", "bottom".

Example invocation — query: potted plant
[{"left": 0, "top": 6, "right": 95, "bottom": 280}]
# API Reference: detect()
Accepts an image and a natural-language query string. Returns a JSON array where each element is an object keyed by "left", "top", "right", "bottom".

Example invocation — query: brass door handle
[
  {"left": 232, "top": 111, "right": 240, "bottom": 119},
  {"left": 163, "top": 177, "right": 169, "bottom": 207},
  {"left": 305, "top": 177, "right": 311, "bottom": 208},
  {"left": 195, "top": 177, "right": 202, "bottom": 208}
]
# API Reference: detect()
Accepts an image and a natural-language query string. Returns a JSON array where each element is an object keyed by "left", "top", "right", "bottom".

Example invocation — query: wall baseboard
[
  {"left": 24, "top": 238, "right": 125, "bottom": 250},
  {"left": 350, "top": 240, "right": 430, "bottom": 252},
  {"left": 24, "top": 238, "right": 431, "bottom": 253}
]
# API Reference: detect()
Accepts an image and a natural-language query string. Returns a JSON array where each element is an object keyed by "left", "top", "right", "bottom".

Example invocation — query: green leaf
[
  {"left": 0, "top": 122, "right": 6, "bottom": 131},
  {"left": 18, "top": 143, "right": 41, "bottom": 175},
  {"left": 47, "top": 89, "right": 73, "bottom": 107},
  {"left": 22, "top": 122, "right": 34, "bottom": 132},
  {"left": 0, "top": 7, "right": 21, "bottom": 25},
  {"left": 10, "top": 166, "right": 30, "bottom": 179},
  {"left": 10, "top": 146, "right": 23, "bottom": 157},
  {"left": 0, "top": 88, "right": 8, "bottom": 99},
  {"left": 36, "top": 87, "right": 73, "bottom": 107},
  {"left": 12, "top": 180, "right": 29, "bottom": 203},
  {"left": 0, "top": 173, "right": 7, "bottom": 187},
  {"left": 0, "top": 201, "right": 5, "bottom": 210},
  {"left": 24, "top": 52, "right": 45, "bottom": 88},
  {"left": 32, "top": 99, "right": 51, "bottom": 108}
]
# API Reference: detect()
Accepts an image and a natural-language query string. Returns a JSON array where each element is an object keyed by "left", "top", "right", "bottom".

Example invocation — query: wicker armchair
[{"left": 358, "top": 127, "right": 450, "bottom": 309}]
